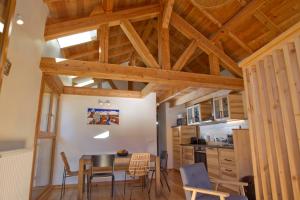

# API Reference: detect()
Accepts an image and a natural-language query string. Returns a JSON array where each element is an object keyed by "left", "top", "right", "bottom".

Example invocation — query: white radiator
[{"left": 0, "top": 149, "right": 33, "bottom": 200}]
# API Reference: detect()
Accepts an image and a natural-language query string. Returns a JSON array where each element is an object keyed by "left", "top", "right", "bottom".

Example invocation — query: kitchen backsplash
[{"left": 199, "top": 120, "right": 248, "bottom": 141}]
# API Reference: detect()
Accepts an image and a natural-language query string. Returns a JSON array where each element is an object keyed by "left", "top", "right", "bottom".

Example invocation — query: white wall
[
  {"left": 52, "top": 93, "right": 157, "bottom": 184},
  {"left": 0, "top": 0, "right": 48, "bottom": 148}
]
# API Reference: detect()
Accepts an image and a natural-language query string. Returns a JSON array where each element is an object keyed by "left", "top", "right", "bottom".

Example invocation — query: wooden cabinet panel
[
  {"left": 206, "top": 147, "right": 220, "bottom": 179},
  {"left": 172, "top": 126, "right": 198, "bottom": 170},
  {"left": 181, "top": 146, "right": 194, "bottom": 166},
  {"left": 206, "top": 147, "right": 218, "bottom": 156},
  {"left": 219, "top": 148, "right": 235, "bottom": 166}
]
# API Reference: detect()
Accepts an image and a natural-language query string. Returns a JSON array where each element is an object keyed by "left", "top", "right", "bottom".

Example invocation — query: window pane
[
  {"left": 31, "top": 139, "right": 53, "bottom": 200},
  {"left": 40, "top": 93, "right": 51, "bottom": 132},
  {"left": 50, "top": 94, "right": 58, "bottom": 133}
]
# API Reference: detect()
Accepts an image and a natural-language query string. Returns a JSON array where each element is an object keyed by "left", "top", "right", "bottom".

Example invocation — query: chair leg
[
  {"left": 162, "top": 171, "right": 171, "bottom": 192},
  {"left": 124, "top": 172, "right": 127, "bottom": 196},
  {"left": 148, "top": 170, "right": 154, "bottom": 194},
  {"left": 60, "top": 170, "right": 66, "bottom": 200},
  {"left": 88, "top": 176, "right": 92, "bottom": 200},
  {"left": 111, "top": 175, "right": 115, "bottom": 197}
]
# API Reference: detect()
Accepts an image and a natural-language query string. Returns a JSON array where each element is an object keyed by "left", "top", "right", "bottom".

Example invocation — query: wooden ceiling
[{"left": 41, "top": 0, "right": 300, "bottom": 105}]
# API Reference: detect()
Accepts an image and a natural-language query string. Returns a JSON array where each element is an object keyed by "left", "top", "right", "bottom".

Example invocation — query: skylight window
[
  {"left": 57, "top": 30, "right": 97, "bottom": 48},
  {"left": 0, "top": 22, "right": 4, "bottom": 33},
  {"left": 75, "top": 79, "right": 94, "bottom": 87}
]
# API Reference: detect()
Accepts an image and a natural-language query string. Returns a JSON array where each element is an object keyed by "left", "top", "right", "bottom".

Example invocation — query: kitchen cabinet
[
  {"left": 213, "top": 94, "right": 244, "bottom": 121},
  {"left": 172, "top": 126, "right": 198, "bottom": 170},
  {"left": 206, "top": 147, "right": 220, "bottom": 179},
  {"left": 187, "top": 104, "right": 201, "bottom": 125},
  {"left": 206, "top": 129, "right": 252, "bottom": 192},
  {"left": 181, "top": 146, "right": 195, "bottom": 166}
]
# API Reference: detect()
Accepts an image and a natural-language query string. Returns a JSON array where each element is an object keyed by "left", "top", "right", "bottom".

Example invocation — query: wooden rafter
[
  {"left": 212, "top": 0, "right": 266, "bottom": 40},
  {"left": 129, "top": 19, "right": 155, "bottom": 66},
  {"left": 99, "top": 25, "right": 109, "bottom": 62},
  {"left": 63, "top": 86, "right": 142, "bottom": 98},
  {"left": 191, "top": 0, "right": 253, "bottom": 54},
  {"left": 157, "top": 85, "right": 188, "bottom": 104},
  {"left": 44, "top": 4, "right": 160, "bottom": 40},
  {"left": 254, "top": 9, "right": 282, "bottom": 34},
  {"left": 209, "top": 54, "right": 220, "bottom": 75},
  {"left": 120, "top": 20, "right": 160, "bottom": 68},
  {"left": 40, "top": 58, "right": 244, "bottom": 90},
  {"left": 44, "top": 74, "right": 64, "bottom": 94},
  {"left": 107, "top": 79, "right": 117, "bottom": 89},
  {"left": 162, "top": 0, "right": 175, "bottom": 29},
  {"left": 158, "top": 16, "right": 171, "bottom": 70},
  {"left": 170, "top": 13, "right": 243, "bottom": 77},
  {"left": 172, "top": 40, "right": 198, "bottom": 71},
  {"left": 128, "top": 81, "right": 133, "bottom": 91},
  {"left": 102, "top": 0, "right": 114, "bottom": 12}
]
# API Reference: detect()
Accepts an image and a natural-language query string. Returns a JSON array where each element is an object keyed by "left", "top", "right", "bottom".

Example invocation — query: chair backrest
[
  {"left": 60, "top": 152, "right": 72, "bottom": 175},
  {"left": 128, "top": 153, "right": 150, "bottom": 177},
  {"left": 180, "top": 163, "right": 212, "bottom": 200},
  {"left": 160, "top": 151, "right": 168, "bottom": 170}
]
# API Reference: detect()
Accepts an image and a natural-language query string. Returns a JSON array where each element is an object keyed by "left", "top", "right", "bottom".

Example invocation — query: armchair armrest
[
  {"left": 211, "top": 179, "right": 248, "bottom": 187},
  {"left": 183, "top": 186, "right": 229, "bottom": 200},
  {"left": 210, "top": 179, "right": 248, "bottom": 196}
]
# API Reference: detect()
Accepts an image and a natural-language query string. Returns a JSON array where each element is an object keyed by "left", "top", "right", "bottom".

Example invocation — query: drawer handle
[
  {"left": 224, "top": 158, "right": 232, "bottom": 162},
  {"left": 225, "top": 169, "right": 232, "bottom": 172}
]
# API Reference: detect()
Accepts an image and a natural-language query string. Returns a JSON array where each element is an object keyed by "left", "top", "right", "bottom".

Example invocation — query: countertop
[{"left": 180, "top": 143, "right": 234, "bottom": 149}]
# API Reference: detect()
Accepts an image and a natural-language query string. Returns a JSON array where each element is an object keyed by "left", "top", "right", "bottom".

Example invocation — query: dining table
[{"left": 77, "top": 153, "right": 161, "bottom": 200}]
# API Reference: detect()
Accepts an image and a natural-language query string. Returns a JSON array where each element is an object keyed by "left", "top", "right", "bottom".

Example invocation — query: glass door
[
  {"left": 213, "top": 98, "right": 221, "bottom": 120},
  {"left": 222, "top": 97, "right": 229, "bottom": 119},
  {"left": 31, "top": 80, "right": 60, "bottom": 200}
]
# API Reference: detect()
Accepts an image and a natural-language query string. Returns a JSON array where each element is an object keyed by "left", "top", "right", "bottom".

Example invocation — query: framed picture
[{"left": 87, "top": 108, "right": 119, "bottom": 125}]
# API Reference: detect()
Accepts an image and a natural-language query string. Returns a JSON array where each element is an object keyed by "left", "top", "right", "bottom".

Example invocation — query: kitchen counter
[{"left": 180, "top": 143, "right": 234, "bottom": 149}]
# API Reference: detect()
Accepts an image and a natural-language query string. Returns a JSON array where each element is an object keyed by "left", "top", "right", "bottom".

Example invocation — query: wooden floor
[{"left": 44, "top": 170, "right": 186, "bottom": 200}]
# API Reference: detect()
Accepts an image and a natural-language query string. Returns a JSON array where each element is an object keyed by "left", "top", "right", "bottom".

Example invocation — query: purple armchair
[{"left": 180, "top": 163, "right": 248, "bottom": 200}]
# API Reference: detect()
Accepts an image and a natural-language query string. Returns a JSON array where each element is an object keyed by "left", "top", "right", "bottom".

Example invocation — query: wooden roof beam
[
  {"left": 158, "top": 16, "right": 171, "bottom": 70},
  {"left": 106, "top": 79, "right": 118, "bottom": 89},
  {"left": 212, "top": 0, "right": 266, "bottom": 39},
  {"left": 40, "top": 57, "right": 244, "bottom": 90},
  {"left": 120, "top": 20, "right": 160, "bottom": 68},
  {"left": 63, "top": 86, "right": 142, "bottom": 98},
  {"left": 44, "top": 4, "right": 160, "bottom": 40},
  {"left": 172, "top": 40, "right": 198, "bottom": 71},
  {"left": 129, "top": 19, "right": 156, "bottom": 67},
  {"left": 44, "top": 74, "right": 64, "bottom": 94},
  {"left": 162, "top": 0, "right": 175, "bottom": 29},
  {"left": 170, "top": 13, "right": 243, "bottom": 77},
  {"left": 253, "top": 9, "right": 282, "bottom": 34},
  {"left": 157, "top": 86, "right": 188, "bottom": 104},
  {"left": 191, "top": 0, "right": 253, "bottom": 54}
]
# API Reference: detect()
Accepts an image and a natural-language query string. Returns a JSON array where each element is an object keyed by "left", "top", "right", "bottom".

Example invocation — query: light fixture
[
  {"left": 16, "top": 14, "right": 24, "bottom": 25},
  {"left": 98, "top": 99, "right": 111, "bottom": 107},
  {"left": 93, "top": 130, "right": 110, "bottom": 139}
]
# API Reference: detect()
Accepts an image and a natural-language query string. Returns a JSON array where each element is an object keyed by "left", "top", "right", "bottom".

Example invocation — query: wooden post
[{"left": 155, "top": 156, "right": 161, "bottom": 196}]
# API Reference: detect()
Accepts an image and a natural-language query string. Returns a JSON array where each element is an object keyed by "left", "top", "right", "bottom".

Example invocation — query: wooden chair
[
  {"left": 180, "top": 163, "right": 248, "bottom": 200},
  {"left": 60, "top": 152, "right": 79, "bottom": 199},
  {"left": 148, "top": 151, "right": 171, "bottom": 193},
  {"left": 124, "top": 153, "right": 151, "bottom": 200}
]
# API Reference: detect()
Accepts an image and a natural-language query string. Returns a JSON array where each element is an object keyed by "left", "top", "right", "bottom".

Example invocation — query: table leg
[
  {"left": 78, "top": 160, "right": 85, "bottom": 200},
  {"left": 155, "top": 156, "right": 161, "bottom": 196}
]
